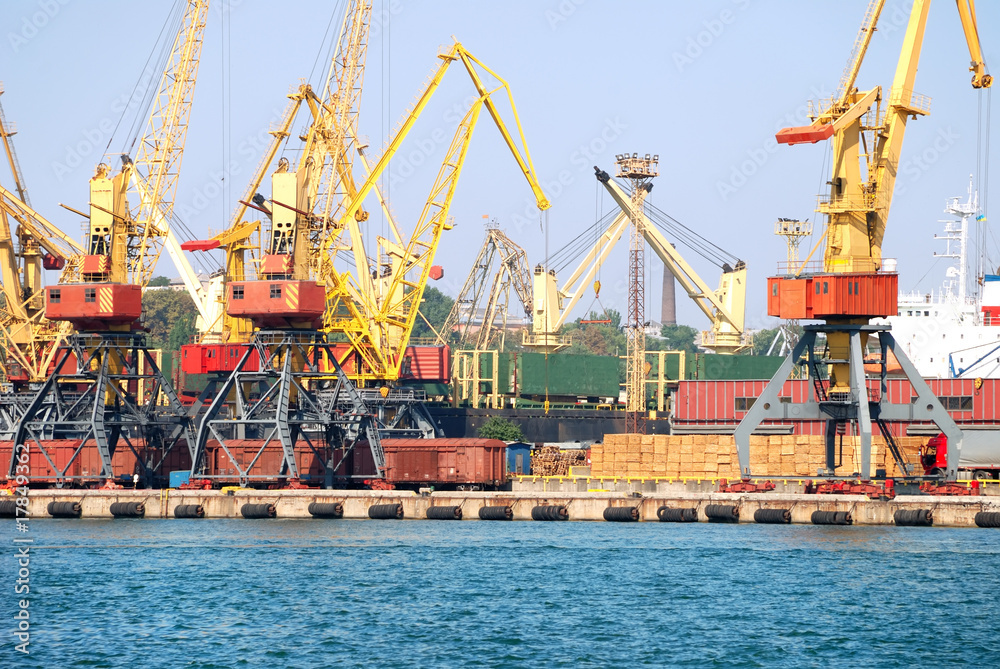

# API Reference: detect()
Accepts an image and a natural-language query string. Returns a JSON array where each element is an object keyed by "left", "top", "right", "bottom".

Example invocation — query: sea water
[{"left": 3, "top": 519, "right": 998, "bottom": 667}]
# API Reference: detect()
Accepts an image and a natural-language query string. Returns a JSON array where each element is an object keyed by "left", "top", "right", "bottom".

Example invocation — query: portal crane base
[
  {"left": 733, "top": 324, "right": 964, "bottom": 481},
  {"left": 191, "top": 330, "right": 387, "bottom": 488},
  {"left": 8, "top": 332, "right": 194, "bottom": 487}
]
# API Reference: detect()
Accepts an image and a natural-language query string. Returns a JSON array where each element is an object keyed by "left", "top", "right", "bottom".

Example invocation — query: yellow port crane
[
  {"left": 437, "top": 222, "right": 533, "bottom": 351},
  {"left": 0, "top": 85, "right": 85, "bottom": 392},
  {"left": 11, "top": 0, "right": 210, "bottom": 486},
  {"left": 184, "top": 0, "right": 384, "bottom": 348},
  {"left": 322, "top": 40, "right": 550, "bottom": 385},
  {"left": 191, "top": 39, "right": 550, "bottom": 485},
  {"left": 736, "top": 0, "right": 991, "bottom": 482}
]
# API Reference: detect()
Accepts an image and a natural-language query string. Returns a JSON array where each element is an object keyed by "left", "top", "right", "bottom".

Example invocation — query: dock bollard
[
  {"left": 657, "top": 506, "right": 698, "bottom": 522},
  {"left": 241, "top": 503, "right": 277, "bottom": 519},
  {"left": 308, "top": 502, "right": 344, "bottom": 519},
  {"left": 109, "top": 501, "right": 145, "bottom": 518},
  {"left": 531, "top": 505, "right": 569, "bottom": 521},
  {"left": 603, "top": 506, "right": 639, "bottom": 522},
  {"left": 753, "top": 508, "right": 791, "bottom": 524},
  {"left": 893, "top": 509, "right": 933, "bottom": 527},
  {"left": 174, "top": 504, "right": 205, "bottom": 518},
  {"left": 426, "top": 505, "right": 463, "bottom": 520},
  {"left": 704, "top": 504, "right": 739, "bottom": 523},
  {"left": 478, "top": 505, "right": 513, "bottom": 521},
  {"left": 47, "top": 501, "right": 82, "bottom": 518},
  {"left": 368, "top": 503, "right": 404, "bottom": 519}
]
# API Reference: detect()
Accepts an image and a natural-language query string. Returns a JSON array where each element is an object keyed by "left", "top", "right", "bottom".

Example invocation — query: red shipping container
[
  {"left": 181, "top": 343, "right": 259, "bottom": 375},
  {"left": 401, "top": 345, "right": 451, "bottom": 382}
]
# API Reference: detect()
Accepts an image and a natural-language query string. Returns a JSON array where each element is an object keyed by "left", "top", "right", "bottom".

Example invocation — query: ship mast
[{"left": 935, "top": 177, "right": 978, "bottom": 305}]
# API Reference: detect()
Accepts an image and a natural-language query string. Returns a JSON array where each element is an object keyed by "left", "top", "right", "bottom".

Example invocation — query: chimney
[{"left": 661, "top": 260, "right": 676, "bottom": 326}]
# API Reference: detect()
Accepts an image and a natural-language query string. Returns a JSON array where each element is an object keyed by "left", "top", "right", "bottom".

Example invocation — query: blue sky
[{"left": 1, "top": 0, "right": 997, "bottom": 333}]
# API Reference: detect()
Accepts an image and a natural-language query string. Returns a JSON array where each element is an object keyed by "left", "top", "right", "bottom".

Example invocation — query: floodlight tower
[
  {"left": 615, "top": 152, "right": 658, "bottom": 434},
  {"left": 768, "top": 218, "right": 813, "bottom": 355},
  {"left": 775, "top": 218, "right": 812, "bottom": 266}
]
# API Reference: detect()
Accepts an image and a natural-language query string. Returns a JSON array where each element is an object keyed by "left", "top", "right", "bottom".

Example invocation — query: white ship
[{"left": 884, "top": 179, "right": 1000, "bottom": 378}]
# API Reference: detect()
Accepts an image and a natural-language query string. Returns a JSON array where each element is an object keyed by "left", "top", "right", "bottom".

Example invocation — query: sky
[{"left": 1, "top": 0, "right": 998, "bottom": 335}]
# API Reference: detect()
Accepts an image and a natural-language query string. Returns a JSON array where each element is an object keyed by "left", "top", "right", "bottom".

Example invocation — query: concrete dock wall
[{"left": 11, "top": 489, "right": 1000, "bottom": 527}]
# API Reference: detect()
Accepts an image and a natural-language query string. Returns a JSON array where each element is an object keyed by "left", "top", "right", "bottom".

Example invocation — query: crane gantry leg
[
  {"left": 191, "top": 330, "right": 385, "bottom": 488},
  {"left": 734, "top": 324, "right": 964, "bottom": 482},
  {"left": 9, "top": 332, "right": 194, "bottom": 487}
]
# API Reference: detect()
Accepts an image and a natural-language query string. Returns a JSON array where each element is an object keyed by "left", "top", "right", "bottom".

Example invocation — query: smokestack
[{"left": 661, "top": 260, "right": 676, "bottom": 326}]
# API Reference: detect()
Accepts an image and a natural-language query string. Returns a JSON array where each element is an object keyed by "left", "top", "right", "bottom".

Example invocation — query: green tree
[
  {"left": 477, "top": 416, "right": 524, "bottom": 441},
  {"left": 167, "top": 314, "right": 197, "bottom": 352},
  {"left": 659, "top": 324, "right": 699, "bottom": 354},
  {"left": 412, "top": 286, "right": 455, "bottom": 342},
  {"left": 148, "top": 276, "right": 171, "bottom": 287},
  {"left": 143, "top": 289, "right": 197, "bottom": 350}
]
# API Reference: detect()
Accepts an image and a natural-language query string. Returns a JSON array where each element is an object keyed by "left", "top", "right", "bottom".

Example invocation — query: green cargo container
[
  {"left": 685, "top": 353, "right": 784, "bottom": 380},
  {"left": 514, "top": 352, "right": 620, "bottom": 398}
]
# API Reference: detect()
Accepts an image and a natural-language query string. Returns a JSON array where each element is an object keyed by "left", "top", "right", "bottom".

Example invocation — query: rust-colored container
[
  {"left": 401, "top": 345, "right": 451, "bottom": 382},
  {"left": 0, "top": 438, "right": 143, "bottom": 482},
  {"left": 382, "top": 438, "right": 506, "bottom": 487}
]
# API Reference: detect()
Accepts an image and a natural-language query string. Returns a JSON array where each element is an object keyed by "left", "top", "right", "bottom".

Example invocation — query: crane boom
[
  {"left": 0, "top": 86, "right": 29, "bottom": 206},
  {"left": 319, "top": 40, "right": 549, "bottom": 382},
  {"left": 956, "top": 0, "right": 993, "bottom": 88},
  {"left": 128, "top": 0, "right": 209, "bottom": 288},
  {"left": 595, "top": 171, "right": 747, "bottom": 353}
]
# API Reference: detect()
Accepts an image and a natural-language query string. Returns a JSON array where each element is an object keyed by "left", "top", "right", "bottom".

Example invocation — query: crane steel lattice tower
[{"left": 616, "top": 153, "right": 657, "bottom": 434}]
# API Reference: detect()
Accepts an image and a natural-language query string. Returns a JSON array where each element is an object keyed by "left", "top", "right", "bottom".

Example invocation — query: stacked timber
[
  {"left": 530, "top": 446, "right": 586, "bottom": 476},
  {"left": 591, "top": 434, "right": 924, "bottom": 479}
]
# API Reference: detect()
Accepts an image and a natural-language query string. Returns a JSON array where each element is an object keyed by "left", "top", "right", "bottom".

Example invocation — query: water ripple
[{"left": 2, "top": 520, "right": 998, "bottom": 668}]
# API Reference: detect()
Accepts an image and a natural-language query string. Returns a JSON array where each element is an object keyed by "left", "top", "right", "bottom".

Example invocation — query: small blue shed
[{"left": 506, "top": 442, "right": 532, "bottom": 476}]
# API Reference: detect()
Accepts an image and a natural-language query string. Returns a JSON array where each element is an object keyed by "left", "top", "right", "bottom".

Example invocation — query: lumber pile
[{"left": 590, "top": 433, "right": 925, "bottom": 479}]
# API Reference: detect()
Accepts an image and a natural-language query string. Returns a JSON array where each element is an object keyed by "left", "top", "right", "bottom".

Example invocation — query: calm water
[{"left": 3, "top": 519, "right": 998, "bottom": 668}]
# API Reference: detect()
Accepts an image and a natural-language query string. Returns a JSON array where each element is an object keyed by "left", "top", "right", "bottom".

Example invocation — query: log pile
[{"left": 530, "top": 445, "right": 587, "bottom": 476}]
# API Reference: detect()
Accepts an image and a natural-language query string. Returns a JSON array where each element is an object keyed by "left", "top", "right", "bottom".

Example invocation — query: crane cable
[
  {"left": 614, "top": 178, "right": 741, "bottom": 269},
  {"left": 108, "top": 1, "right": 184, "bottom": 159},
  {"left": 977, "top": 85, "right": 994, "bottom": 276},
  {"left": 99, "top": 2, "right": 221, "bottom": 274}
]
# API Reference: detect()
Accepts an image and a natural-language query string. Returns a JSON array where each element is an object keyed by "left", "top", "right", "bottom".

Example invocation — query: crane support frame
[
  {"left": 190, "top": 330, "right": 385, "bottom": 485},
  {"left": 733, "top": 324, "right": 964, "bottom": 481},
  {"left": 8, "top": 332, "right": 195, "bottom": 486}
]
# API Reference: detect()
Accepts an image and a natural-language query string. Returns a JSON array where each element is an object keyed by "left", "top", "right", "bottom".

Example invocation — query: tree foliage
[
  {"left": 659, "top": 324, "right": 699, "bottom": 354},
  {"left": 477, "top": 415, "right": 524, "bottom": 441},
  {"left": 412, "top": 286, "right": 455, "bottom": 342},
  {"left": 148, "top": 276, "right": 171, "bottom": 287},
  {"left": 143, "top": 289, "right": 198, "bottom": 375}
]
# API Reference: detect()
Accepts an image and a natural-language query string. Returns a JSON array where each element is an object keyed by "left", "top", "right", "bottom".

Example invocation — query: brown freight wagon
[
  {"left": 1, "top": 438, "right": 147, "bottom": 486},
  {"left": 381, "top": 438, "right": 507, "bottom": 490},
  {"left": 193, "top": 438, "right": 506, "bottom": 489}
]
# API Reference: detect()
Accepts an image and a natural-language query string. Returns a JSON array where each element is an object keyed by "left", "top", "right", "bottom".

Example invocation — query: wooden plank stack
[{"left": 590, "top": 433, "right": 925, "bottom": 479}]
